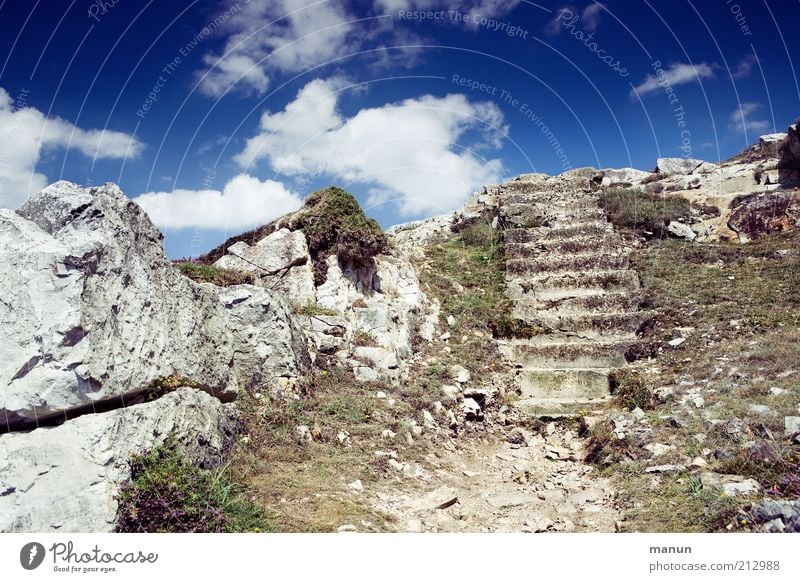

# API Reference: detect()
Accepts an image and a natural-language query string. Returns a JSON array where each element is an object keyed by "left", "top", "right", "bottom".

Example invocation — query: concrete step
[
  {"left": 513, "top": 397, "right": 612, "bottom": 416},
  {"left": 503, "top": 204, "right": 605, "bottom": 224},
  {"left": 527, "top": 310, "right": 647, "bottom": 334},
  {"left": 504, "top": 222, "right": 613, "bottom": 242},
  {"left": 513, "top": 290, "right": 640, "bottom": 314},
  {"left": 499, "top": 339, "right": 629, "bottom": 368},
  {"left": 517, "top": 368, "right": 612, "bottom": 400},
  {"left": 501, "top": 194, "right": 600, "bottom": 208},
  {"left": 505, "top": 236, "right": 620, "bottom": 256},
  {"left": 508, "top": 269, "right": 641, "bottom": 294},
  {"left": 506, "top": 252, "right": 629, "bottom": 275}
]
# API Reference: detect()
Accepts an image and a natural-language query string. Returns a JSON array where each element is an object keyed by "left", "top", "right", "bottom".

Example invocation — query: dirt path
[{"left": 367, "top": 422, "right": 621, "bottom": 533}]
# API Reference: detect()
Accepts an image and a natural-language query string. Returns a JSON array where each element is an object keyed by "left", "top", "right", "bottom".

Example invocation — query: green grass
[
  {"left": 421, "top": 220, "right": 539, "bottom": 339},
  {"left": 115, "top": 439, "right": 271, "bottom": 533},
  {"left": 599, "top": 187, "right": 692, "bottom": 238},
  {"left": 291, "top": 300, "right": 339, "bottom": 317},
  {"left": 175, "top": 261, "right": 254, "bottom": 286}
]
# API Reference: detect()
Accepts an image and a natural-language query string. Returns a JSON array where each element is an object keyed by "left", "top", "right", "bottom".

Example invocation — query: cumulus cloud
[
  {"left": 197, "top": 0, "right": 522, "bottom": 96},
  {"left": 729, "top": 102, "right": 770, "bottom": 135},
  {"left": 580, "top": 2, "right": 605, "bottom": 31},
  {"left": 197, "top": 0, "right": 358, "bottom": 97},
  {"left": 732, "top": 54, "right": 759, "bottom": 79},
  {"left": 235, "top": 78, "right": 506, "bottom": 216},
  {"left": 631, "top": 62, "right": 715, "bottom": 98},
  {"left": 0, "top": 87, "right": 143, "bottom": 209},
  {"left": 134, "top": 174, "right": 303, "bottom": 230},
  {"left": 545, "top": 3, "right": 605, "bottom": 35}
]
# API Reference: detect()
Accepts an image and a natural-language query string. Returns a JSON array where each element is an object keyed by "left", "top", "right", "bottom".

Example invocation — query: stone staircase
[{"left": 495, "top": 172, "right": 644, "bottom": 415}]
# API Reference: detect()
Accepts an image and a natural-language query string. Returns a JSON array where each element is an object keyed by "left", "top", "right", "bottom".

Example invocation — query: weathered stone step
[
  {"left": 502, "top": 203, "right": 605, "bottom": 221},
  {"left": 527, "top": 310, "right": 647, "bottom": 334},
  {"left": 506, "top": 252, "right": 629, "bottom": 275},
  {"left": 500, "top": 194, "right": 600, "bottom": 208},
  {"left": 509, "top": 269, "right": 640, "bottom": 294},
  {"left": 499, "top": 340, "right": 628, "bottom": 368},
  {"left": 504, "top": 223, "right": 612, "bottom": 242},
  {"left": 513, "top": 290, "right": 640, "bottom": 314},
  {"left": 505, "top": 236, "right": 619, "bottom": 256},
  {"left": 517, "top": 368, "right": 612, "bottom": 400},
  {"left": 513, "top": 397, "right": 612, "bottom": 416}
]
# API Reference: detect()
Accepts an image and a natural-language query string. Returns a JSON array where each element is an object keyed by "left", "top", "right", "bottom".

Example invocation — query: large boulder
[
  {"left": 600, "top": 168, "right": 652, "bottom": 187},
  {"left": 728, "top": 191, "right": 800, "bottom": 242},
  {"left": 656, "top": 157, "right": 703, "bottom": 177},
  {"left": 214, "top": 227, "right": 316, "bottom": 304},
  {"left": 2, "top": 182, "right": 237, "bottom": 430},
  {"left": 0, "top": 388, "right": 240, "bottom": 533},
  {"left": 219, "top": 284, "right": 311, "bottom": 397}
]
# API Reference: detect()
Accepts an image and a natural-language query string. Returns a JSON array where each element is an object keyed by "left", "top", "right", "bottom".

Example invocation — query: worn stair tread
[
  {"left": 512, "top": 290, "right": 640, "bottom": 314},
  {"left": 507, "top": 269, "right": 640, "bottom": 291},
  {"left": 506, "top": 253, "right": 629, "bottom": 275}
]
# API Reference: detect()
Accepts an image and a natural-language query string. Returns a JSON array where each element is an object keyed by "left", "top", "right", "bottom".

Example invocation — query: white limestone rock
[
  {"left": 0, "top": 388, "right": 240, "bottom": 533},
  {"left": 656, "top": 157, "right": 703, "bottom": 176},
  {"left": 214, "top": 227, "right": 316, "bottom": 304},
  {"left": 600, "top": 168, "right": 652, "bottom": 186},
  {"left": 4, "top": 182, "right": 238, "bottom": 430}
]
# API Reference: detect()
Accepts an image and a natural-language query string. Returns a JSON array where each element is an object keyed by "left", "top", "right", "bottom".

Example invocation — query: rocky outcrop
[
  {"left": 728, "top": 190, "right": 800, "bottom": 242},
  {"left": 600, "top": 168, "right": 652, "bottom": 187},
  {"left": 214, "top": 227, "right": 316, "bottom": 302},
  {"left": 0, "top": 180, "right": 311, "bottom": 532},
  {"left": 0, "top": 388, "right": 240, "bottom": 533},
  {"left": 656, "top": 157, "right": 703, "bottom": 177},
  {"left": 206, "top": 188, "right": 437, "bottom": 383},
  {"left": 219, "top": 284, "right": 311, "bottom": 398},
  {"left": 2, "top": 182, "right": 234, "bottom": 430},
  {"left": 1, "top": 181, "right": 309, "bottom": 431}
]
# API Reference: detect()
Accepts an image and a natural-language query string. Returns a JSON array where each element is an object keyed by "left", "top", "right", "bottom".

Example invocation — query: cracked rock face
[
  {"left": 0, "top": 388, "right": 240, "bottom": 533},
  {"left": 0, "top": 180, "right": 312, "bottom": 532},
  {"left": 2, "top": 182, "right": 238, "bottom": 430}
]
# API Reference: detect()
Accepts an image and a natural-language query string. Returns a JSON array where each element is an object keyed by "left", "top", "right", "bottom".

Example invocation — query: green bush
[
  {"left": 115, "top": 440, "right": 269, "bottom": 533},
  {"left": 610, "top": 368, "right": 655, "bottom": 410},
  {"left": 289, "top": 187, "right": 389, "bottom": 285},
  {"left": 599, "top": 187, "right": 691, "bottom": 238}
]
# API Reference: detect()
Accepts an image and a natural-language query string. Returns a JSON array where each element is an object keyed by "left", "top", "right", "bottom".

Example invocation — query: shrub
[
  {"left": 175, "top": 261, "right": 254, "bottom": 286},
  {"left": 599, "top": 187, "right": 691, "bottom": 238},
  {"left": 288, "top": 187, "right": 389, "bottom": 285},
  {"left": 115, "top": 440, "right": 267, "bottom": 533},
  {"left": 610, "top": 368, "right": 655, "bottom": 411}
]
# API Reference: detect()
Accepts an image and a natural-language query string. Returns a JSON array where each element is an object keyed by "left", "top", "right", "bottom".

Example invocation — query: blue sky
[{"left": 1, "top": 0, "right": 798, "bottom": 258}]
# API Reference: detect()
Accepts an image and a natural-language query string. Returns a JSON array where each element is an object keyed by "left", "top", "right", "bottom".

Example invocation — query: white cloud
[
  {"left": 631, "top": 62, "right": 715, "bottom": 98},
  {"left": 732, "top": 54, "right": 759, "bottom": 79},
  {"left": 235, "top": 78, "right": 506, "bottom": 216},
  {"left": 729, "top": 102, "right": 770, "bottom": 135},
  {"left": 581, "top": 2, "right": 604, "bottom": 31},
  {"left": 0, "top": 87, "right": 143, "bottom": 209},
  {"left": 197, "top": 0, "right": 357, "bottom": 97},
  {"left": 134, "top": 174, "right": 303, "bottom": 230},
  {"left": 197, "top": 0, "right": 522, "bottom": 97}
]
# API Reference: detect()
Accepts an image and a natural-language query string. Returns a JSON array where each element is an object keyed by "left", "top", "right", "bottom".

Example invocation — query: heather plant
[{"left": 115, "top": 439, "right": 268, "bottom": 533}]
